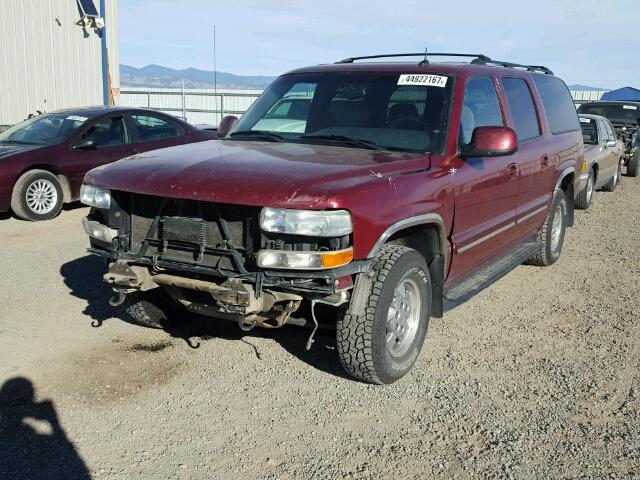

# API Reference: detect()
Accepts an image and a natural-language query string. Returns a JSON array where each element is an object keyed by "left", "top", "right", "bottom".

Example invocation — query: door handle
[
  {"left": 128, "top": 148, "right": 139, "bottom": 155},
  {"left": 541, "top": 155, "right": 550, "bottom": 168},
  {"left": 508, "top": 163, "right": 519, "bottom": 177}
]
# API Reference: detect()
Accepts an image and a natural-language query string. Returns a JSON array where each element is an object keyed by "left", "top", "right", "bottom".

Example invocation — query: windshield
[
  {"left": 0, "top": 113, "right": 89, "bottom": 145},
  {"left": 228, "top": 72, "right": 453, "bottom": 153},
  {"left": 578, "top": 104, "right": 640, "bottom": 126}
]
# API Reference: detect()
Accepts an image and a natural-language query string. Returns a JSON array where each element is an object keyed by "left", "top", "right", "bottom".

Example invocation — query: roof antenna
[{"left": 419, "top": 47, "right": 429, "bottom": 66}]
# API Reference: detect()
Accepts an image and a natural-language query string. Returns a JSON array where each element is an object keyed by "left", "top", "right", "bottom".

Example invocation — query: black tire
[
  {"left": 121, "top": 288, "right": 189, "bottom": 329},
  {"left": 11, "top": 170, "right": 64, "bottom": 221},
  {"left": 626, "top": 150, "right": 639, "bottom": 177},
  {"left": 575, "top": 170, "right": 594, "bottom": 209},
  {"left": 336, "top": 245, "right": 431, "bottom": 384},
  {"left": 602, "top": 160, "right": 621, "bottom": 192},
  {"left": 525, "top": 190, "right": 567, "bottom": 267}
]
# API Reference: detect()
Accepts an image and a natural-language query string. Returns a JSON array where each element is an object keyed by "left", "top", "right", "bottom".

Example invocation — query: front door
[
  {"left": 448, "top": 76, "right": 519, "bottom": 284},
  {"left": 66, "top": 115, "right": 136, "bottom": 195}
]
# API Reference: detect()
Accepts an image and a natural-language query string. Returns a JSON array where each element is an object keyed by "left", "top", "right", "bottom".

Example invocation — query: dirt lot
[{"left": 0, "top": 177, "right": 639, "bottom": 479}]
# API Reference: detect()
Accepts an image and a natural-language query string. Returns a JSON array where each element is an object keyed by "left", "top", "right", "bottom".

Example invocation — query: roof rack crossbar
[
  {"left": 337, "top": 52, "right": 490, "bottom": 64},
  {"left": 336, "top": 52, "right": 553, "bottom": 75}
]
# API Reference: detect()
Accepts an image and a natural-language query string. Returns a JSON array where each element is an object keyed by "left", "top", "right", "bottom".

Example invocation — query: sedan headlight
[
  {"left": 260, "top": 207, "right": 352, "bottom": 237},
  {"left": 80, "top": 185, "right": 111, "bottom": 209}
]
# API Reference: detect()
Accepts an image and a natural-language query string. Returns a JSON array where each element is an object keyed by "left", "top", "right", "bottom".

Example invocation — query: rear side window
[
  {"left": 131, "top": 114, "right": 180, "bottom": 141},
  {"left": 501, "top": 77, "right": 541, "bottom": 142},
  {"left": 532, "top": 76, "right": 580, "bottom": 135},
  {"left": 460, "top": 77, "right": 504, "bottom": 145}
]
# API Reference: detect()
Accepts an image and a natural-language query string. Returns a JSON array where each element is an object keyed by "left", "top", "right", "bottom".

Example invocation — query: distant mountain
[
  {"left": 120, "top": 64, "right": 276, "bottom": 89},
  {"left": 568, "top": 84, "right": 607, "bottom": 91}
]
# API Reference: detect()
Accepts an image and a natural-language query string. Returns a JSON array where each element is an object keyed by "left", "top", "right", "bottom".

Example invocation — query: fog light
[
  {"left": 257, "top": 247, "right": 353, "bottom": 270},
  {"left": 82, "top": 218, "right": 117, "bottom": 243}
]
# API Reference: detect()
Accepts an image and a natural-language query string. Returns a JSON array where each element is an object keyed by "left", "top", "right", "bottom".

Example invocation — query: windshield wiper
[
  {"left": 227, "top": 131, "right": 284, "bottom": 142},
  {"left": 0, "top": 140, "right": 31, "bottom": 145},
  {"left": 300, "top": 134, "right": 383, "bottom": 150}
]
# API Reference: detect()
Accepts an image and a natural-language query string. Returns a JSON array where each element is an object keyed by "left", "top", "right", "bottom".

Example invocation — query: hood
[
  {"left": 85, "top": 140, "right": 429, "bottom": 209},
  {"left": 0, "top": 143, "right": 46, "bottom": 159}
]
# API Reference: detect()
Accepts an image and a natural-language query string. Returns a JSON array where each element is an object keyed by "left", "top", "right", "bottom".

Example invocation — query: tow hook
[
  {"left": 108, "top": 289, "right": 127, "bottom": 307},
  {"left": 237, "top": 317, "right": 257, "bottom": 332}
]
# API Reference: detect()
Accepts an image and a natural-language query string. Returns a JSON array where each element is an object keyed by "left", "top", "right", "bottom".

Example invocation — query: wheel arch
[
  {"left": 15, "top": 165, "right": 72, "bottom": 203},
  {"left": 591, "top": 162, "right": 599, "bottom": 182},
  {"left": 367, "top": 214, "right": 447, "bottom": 318},
  {"left": 555, "top": 167, "right": 575, "bottom": 227}
]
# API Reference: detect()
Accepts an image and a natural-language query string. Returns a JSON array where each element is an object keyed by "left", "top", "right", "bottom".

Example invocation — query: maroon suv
[
  {"left": 0, "top": 107, "right": 215, "bottom": 221},
  {"left": 81, "top": 53, "right": 583, "bottom": 384}
]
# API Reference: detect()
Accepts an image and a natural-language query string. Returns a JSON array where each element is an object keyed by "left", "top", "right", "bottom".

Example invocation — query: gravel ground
[{"left": 0, "top": 176, "right": 639, "bottom": 479}]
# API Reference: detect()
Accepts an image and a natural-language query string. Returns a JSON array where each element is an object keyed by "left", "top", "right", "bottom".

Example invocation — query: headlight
[
  {"left": 80, "top": 185, "right": 111, "bottom": 209},
  {"left": 260, "top": 207, "right": 352, "bottom": 237},
  {"left": 257, "top": 247, "right": 353, "bottom": 270}
]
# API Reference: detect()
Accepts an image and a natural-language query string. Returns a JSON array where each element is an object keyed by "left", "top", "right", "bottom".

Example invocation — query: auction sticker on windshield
[
  {"left": 623, "top": 105, "right": 637, "bottom": 110},
  {"left": 66, "top": 115, "right": 88, "bottom": 122},
  {"left": 398, "top": 74, "right": 448, "bottom": 87}
]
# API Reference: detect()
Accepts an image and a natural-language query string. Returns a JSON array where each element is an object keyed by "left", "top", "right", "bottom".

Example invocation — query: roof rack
[{"left": 336, "top": 52, "right": 554, "bottom": 75}]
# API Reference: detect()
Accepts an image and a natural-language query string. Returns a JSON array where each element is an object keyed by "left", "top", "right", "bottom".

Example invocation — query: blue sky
[{"left": 119, "top": 0, "right": 640, "bottom": 89}]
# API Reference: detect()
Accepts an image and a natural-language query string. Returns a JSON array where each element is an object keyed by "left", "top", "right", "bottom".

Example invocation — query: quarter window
[
  {"left": 460, "top": 77, "right": 504, "bottom": 145},
  {"left": 131, "top": 114, "right": 180, "bottom": 141},
  {"left": 532, "top": 75, "right": 580, "bottom": 135},
  {"left": 501, "top": 77, "right": 541, "bottom": 142}
]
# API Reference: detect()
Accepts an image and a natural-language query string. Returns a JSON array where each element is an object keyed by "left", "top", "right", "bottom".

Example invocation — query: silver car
[{"left": 576, "top": 114, "right": 625, "bottom": 209}]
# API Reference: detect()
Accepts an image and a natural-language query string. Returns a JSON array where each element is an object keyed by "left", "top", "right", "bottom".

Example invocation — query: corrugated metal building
[{"left": 0, "top": 0, "right": 119, "bottom": 126}]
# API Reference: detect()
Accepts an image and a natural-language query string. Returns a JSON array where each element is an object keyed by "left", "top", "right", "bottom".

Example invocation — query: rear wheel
[
  {"left": 336, "top": 245, "right": 431, "bottom": 384},
  {"left": 603, "top": 160, "right": 622, "bottom": 192},
  {"left": 11, "top": 170, "right": 64, "bottom": 221},
  {"left": 627, "top": 150, "right": 639, "bottom": 177},
  {"left": 525, "top": 190, "right": 567, "bottom": 267},
  {"left": 575, "top": 170, "right": 594, "bottom": 209},
  {"left": 122, "top": 288, "right": 189, "bottom": 329}
]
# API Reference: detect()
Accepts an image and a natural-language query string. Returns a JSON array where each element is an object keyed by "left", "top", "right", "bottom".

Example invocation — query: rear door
[
  {"left": 499, "top": 76, "right": 550, "bottom": 239},
  {"left": 126, "top": 113, "right": 187, "bottom": 153},
  {"left": 449, "top": 76, "right": 519, "bottom": 281}
]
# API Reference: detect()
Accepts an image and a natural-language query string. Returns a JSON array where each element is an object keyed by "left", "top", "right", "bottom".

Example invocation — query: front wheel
[
  {"left": 575, "top": 170, "right": 594, "bottom": 209},
  {"left": 11, "top": 170, "right": 64, "bottom": 221},
  {"left": 525, "top": 190, "right": 567, "bottom": 267},
  {"left": 336, "top": 245, "right": 431, "bottom": 384},
  {"left": 603, "top": 160, "right": 622, "bottom": 192}
]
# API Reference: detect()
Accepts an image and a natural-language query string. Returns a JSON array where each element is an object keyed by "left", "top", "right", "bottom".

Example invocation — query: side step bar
[{"left": 444, "top": 240, "right": 542, "bottom": 309}]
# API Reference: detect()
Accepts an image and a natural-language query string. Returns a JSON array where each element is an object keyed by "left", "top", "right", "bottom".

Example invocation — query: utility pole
[{"left": 213, "top": 25, "right": 218, "bottom": 122}]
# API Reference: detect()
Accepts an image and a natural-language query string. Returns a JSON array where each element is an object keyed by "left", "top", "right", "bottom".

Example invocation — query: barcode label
[{"left": 398, "top": 74, "right": 448, "bottom": 88}]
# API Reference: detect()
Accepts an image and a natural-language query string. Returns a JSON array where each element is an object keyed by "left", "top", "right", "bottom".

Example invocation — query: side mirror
[
  {"left": 74, "top": 138, "right": 97, "bottom": 150},
  {"left": 605, "top": 139, "right": 617, "bottom": 148},
  {"left": 217, "top": 115, "right": 238, "bottom": 138},
  {"left": 461, "top": 126, "right": 518, "bottom": 158}
]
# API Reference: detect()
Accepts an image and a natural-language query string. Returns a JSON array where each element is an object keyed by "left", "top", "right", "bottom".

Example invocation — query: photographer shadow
[
  {"left": 0, "top": 377, "right": 90, "bottom": 480},
  {"left": 60, "top": 254, "right": 351, "bottom": 381}
]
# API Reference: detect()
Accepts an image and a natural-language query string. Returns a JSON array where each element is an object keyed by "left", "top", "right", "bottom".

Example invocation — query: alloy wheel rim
[
  {"left": 386, "top": 277, "right": 421, "bottom": 358},
  {"left": 25, "top": 179, "right": 57, "bottom": 214},
  {"left": 550, "top": 204, "right": 563, "bottom": 251}
]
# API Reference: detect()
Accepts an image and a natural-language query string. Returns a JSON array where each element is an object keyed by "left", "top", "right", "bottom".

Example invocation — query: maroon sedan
[{"left": 0, "top": 106, "right": 216, "bottom": 221}]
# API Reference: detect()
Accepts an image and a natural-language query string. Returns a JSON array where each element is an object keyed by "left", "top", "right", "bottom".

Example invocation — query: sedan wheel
[{"left": 25, "top": 179, "right": 58, "bottom": 215}]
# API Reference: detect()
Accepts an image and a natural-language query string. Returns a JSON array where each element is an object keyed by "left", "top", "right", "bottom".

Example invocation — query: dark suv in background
[
  {"left": 578, "top": 101, "right": 640, "bottom": 177},
  {"left": 81, "top": 53, "right": 583, "bottom": 384}
]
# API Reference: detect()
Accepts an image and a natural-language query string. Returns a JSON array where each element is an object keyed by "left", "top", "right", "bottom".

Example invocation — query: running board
[{"left": 444, "top": 240, "right": 542, "bottom": 308}]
